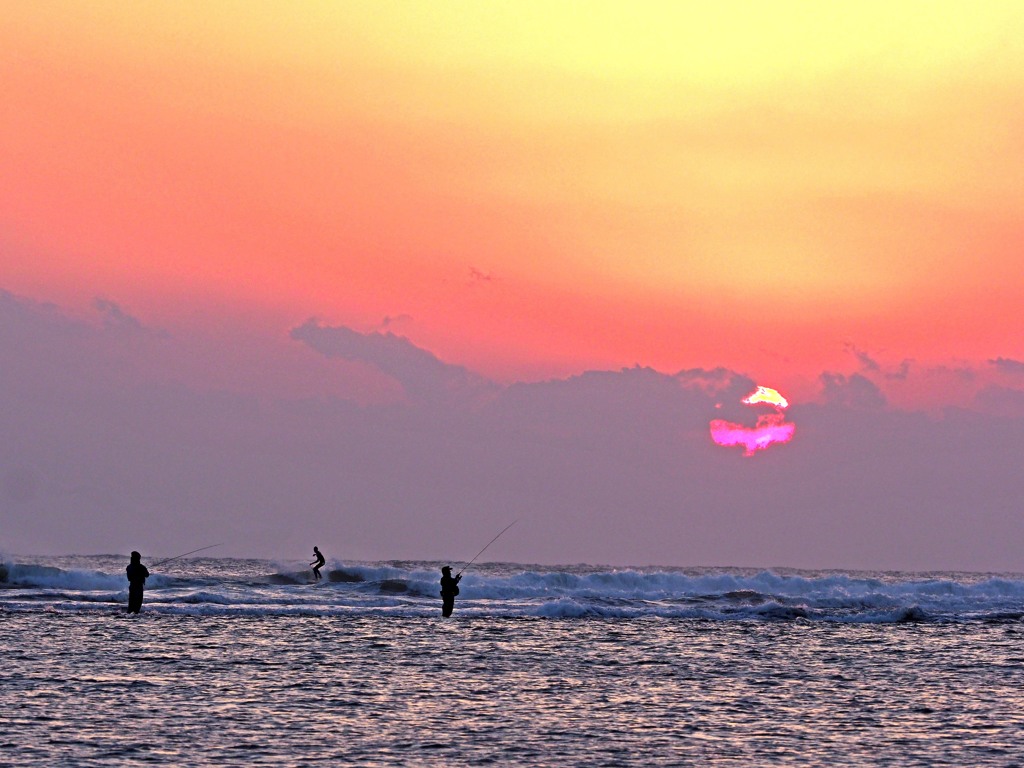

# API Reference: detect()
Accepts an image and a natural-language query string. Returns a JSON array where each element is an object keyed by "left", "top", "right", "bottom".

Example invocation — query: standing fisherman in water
[
  {"left": 438, "top": 521, "right": 515, "bottom": 618},
  {"left": 126, "top": 551, "right": 149, "bottom": 614},
  {"left": 310, "top": 546, "right": 326, "bottom": 581},
  {"left": 440, "top": 565, "right": 462, "bottom": 617}
]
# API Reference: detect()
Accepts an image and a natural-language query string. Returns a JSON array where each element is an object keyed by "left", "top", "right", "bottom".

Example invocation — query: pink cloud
[{"left": 710, "top": 413, "right": 796, "bottom": 456}]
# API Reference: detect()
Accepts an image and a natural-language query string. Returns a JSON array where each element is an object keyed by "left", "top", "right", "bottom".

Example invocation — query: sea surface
[{"left": 2, "top": 555, "right": 1023, "bottom": 766}]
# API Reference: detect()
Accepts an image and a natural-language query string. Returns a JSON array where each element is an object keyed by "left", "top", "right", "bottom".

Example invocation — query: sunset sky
[
  {"left": 6, "top": 1, "right": 1024, "bottom": 387},
  {"left": 3, "top": 3, "right": 1023, "bottom": 569}
]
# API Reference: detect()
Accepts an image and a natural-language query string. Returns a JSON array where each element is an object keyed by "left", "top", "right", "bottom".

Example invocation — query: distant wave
[{"left": 0, "top": 561, "right": 178, "bottom": 595}]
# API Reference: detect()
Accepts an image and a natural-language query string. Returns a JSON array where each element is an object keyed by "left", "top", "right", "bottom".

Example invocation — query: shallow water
[{"left": 2, "top": 557, "right": 1023, "bottom": 766}]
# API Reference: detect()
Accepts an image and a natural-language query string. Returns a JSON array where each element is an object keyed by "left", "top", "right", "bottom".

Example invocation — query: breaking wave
[{"left": 2, "top": 556, "right": 1022, "bottom": 622}]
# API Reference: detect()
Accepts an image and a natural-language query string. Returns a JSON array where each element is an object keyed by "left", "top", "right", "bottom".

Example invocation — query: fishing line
[
  {"left": 457, "top": 521, "right": 517, "bottom": 577},
  {"left": 150, "top": 543, "right": 224, "bottom": 568}
]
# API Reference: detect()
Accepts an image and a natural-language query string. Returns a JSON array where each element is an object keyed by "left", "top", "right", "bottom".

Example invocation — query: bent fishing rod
[
  {"left": 150, "top": 543, "right": 224, "bottom": 569},
  {"left": 457, "top": 520, "right": 517, "bottom": 577}
]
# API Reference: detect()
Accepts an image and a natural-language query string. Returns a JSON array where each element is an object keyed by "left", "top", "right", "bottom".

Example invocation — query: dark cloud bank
[{"left": 2, "top": 289, "right": 1023, "bottom": 572}]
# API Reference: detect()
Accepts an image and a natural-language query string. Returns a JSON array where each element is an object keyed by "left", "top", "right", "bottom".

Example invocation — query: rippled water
[{"left": 2, "top": 557, "right": 1023, "bottom": 766}]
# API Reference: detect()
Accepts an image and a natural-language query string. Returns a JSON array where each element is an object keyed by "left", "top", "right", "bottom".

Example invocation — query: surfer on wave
[{"left": 310, "top": 546, "right": 326, "bottom": 581}]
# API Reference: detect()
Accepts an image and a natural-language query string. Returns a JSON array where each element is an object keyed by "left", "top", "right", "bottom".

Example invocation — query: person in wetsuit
[
  {"left": 310, "top": 546, "right": 326, "bottom": 581},
  {"left": 126, "top": 551, "right": 150, "bottom": 614},
  {"left": 440, "top": 565, "right": 462, "bottom": 617}
]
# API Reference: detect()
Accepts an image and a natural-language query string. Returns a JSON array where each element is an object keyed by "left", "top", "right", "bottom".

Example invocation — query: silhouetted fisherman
[
  {"left": 440, "top": 565, "right": 462, "bottom": 617},
  {"left": 126, "top": 551, "right": 149, "bottom": 614},
  {"left": 310, "top": 546, "right": 326, "bottom": 581}
]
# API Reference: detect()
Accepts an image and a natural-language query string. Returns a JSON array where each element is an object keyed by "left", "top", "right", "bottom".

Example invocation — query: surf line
[
  {"left": 150, "top": 543, "right": 225, "bottom": 569},
  {"left": 457, "top": 521, "right": 517, "bottom": 577}
]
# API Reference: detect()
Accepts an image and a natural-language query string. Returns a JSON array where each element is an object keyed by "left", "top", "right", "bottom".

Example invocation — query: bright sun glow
[
  {"left": 710, "top": 385, "right": 796, "bottom": 456},
  {"left": 741, "top": 386, "right": 789, "bottom": 409}
]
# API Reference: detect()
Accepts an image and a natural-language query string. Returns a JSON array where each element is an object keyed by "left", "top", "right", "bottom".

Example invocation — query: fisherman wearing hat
[
  {"left": 126, "top": 551, "right": 150, "bottom": 614},
  {"left": 439, "top": 565, "right": 462, "bottom": 617}
]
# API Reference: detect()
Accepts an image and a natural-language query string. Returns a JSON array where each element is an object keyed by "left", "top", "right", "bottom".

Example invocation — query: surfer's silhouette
[
  {"left": 310, "top": 546, "right": 326, "bottom": 581},
  {"left": 440, "top": 565, "right": 461, "bottom": 617},
  {"left": 126, "top": 551, "right": 149, "bottom": 614}
]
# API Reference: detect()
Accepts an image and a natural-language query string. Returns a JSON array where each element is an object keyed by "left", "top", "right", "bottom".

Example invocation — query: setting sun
[{"left": 711, "top": 385, "right": 796, "bottom": 456}]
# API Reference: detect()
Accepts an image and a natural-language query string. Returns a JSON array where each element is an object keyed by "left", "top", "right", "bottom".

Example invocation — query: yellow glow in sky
[{"left": 2, "top": 1, "right": 1024, "bottom": 383}]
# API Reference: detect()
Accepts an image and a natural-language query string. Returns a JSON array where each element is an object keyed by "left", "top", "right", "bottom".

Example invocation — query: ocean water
[{"left": 2, "top": 556, "right": 1023, "bottom": 766}]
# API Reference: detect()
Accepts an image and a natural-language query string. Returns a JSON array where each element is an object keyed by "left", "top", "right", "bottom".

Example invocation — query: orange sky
[{"left": 3, "top": 1, "right": 1024, "bottom": 392}]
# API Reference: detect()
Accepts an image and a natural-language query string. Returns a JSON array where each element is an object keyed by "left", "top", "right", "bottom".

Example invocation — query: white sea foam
[{"left": 3, "top": 563, "right": 131, "bottom": 591}]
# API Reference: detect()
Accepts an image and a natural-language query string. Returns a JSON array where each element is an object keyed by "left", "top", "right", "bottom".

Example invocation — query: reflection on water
[{"left": 2, "top": 613, "right": 1022, "bottom": 766}]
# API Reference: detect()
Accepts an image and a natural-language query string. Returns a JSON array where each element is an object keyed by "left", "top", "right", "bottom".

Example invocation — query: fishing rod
[
  {"left": 457, "top": 520, "right": 517, "bottom": 577},
  {"left": 150, "top": 543, "right": 224, "bottom": 569}
]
